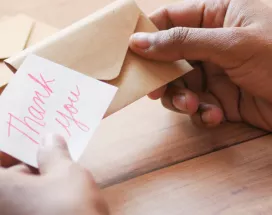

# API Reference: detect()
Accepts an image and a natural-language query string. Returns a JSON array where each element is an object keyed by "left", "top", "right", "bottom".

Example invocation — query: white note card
[{"left": 0, "top": 54, "right": 117, "bottom": 167}]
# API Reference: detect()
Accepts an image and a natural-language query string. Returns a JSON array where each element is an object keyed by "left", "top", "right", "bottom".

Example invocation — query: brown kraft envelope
[
  {"left": 5, "top": 0, "right": 193, "bottom": 117},
  {"left": 0, "top": 14, "right": 58, "bottom": 89}
]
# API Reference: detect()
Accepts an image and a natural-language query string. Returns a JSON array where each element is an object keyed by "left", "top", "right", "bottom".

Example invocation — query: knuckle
[
  {"left": 167, "top": 27, "right": 190, "bottom": 45},
  {"left": 153, "top": 27, "right": 190, "bottom": 48}
]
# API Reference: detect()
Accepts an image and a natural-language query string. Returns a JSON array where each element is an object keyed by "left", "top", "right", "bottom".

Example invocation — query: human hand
[
  {"left": 0, "top": 134, "right": 109, "bottom": 215},
  {"left": 130, "top": 0, "right": 272, "bottom": 131}
]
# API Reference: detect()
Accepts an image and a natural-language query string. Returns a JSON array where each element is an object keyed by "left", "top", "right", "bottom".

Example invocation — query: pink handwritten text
[
  {"left": 7, "top": 73, "right": 55, "bottom": 144},
  {"left": 7, "top": 73, "right": 90, "bottom": 144},
  {"left": 55, "top": 85, "right": 90, "bottom": 136}
]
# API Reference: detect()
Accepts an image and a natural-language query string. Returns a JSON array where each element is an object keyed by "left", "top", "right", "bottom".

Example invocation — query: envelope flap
[
  {"left": 5, "top": 0, "right": 141, "bottom": 80},
  {"left": 104, "top": 13, "right": 193, "bottom": 116}
]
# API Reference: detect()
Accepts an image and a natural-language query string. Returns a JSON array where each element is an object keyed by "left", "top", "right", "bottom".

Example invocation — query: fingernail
[
  {"left": 173, "top": 95, "right": 187, "bottom": 112},
  {"left": 131, "top": 33, "right": 151, "bottom": 49},
  {"left": 201, "top": 111, "right": 213, "bottom": 124}
]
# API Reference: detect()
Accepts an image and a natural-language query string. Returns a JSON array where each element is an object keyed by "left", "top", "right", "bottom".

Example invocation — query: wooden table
[{"left": 1, "top": 0, "right": 271, "bottom": 214}]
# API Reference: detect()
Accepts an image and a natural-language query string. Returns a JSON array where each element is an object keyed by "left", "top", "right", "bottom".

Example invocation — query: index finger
[{"left": 150, "top": 0, "right": 205, "bottom": 30}]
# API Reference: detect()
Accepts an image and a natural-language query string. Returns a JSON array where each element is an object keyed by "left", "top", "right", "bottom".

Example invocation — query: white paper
[{"left": 0, "top": 54, "right": 117, "bottom": 167}]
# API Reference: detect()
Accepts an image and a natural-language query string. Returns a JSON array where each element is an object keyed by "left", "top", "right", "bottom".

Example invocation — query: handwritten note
[{"left": 0, "top": 54, "right": 117, "bottom": 167}]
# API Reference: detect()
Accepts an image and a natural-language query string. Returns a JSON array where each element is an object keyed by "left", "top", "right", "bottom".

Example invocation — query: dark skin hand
[{"left": 129, "top": 0, "right": 272, "bottom": 131}]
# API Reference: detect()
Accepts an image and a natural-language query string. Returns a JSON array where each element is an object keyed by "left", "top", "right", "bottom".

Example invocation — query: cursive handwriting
[
  {"left": 7, "top": 73, "right": 90, "bottom": 144},
  {"left": 7, "top": 73, "right": 55, "bottom": 144},
  {"left": 55, "top": 85, "right": 90, "bottom": 136}
]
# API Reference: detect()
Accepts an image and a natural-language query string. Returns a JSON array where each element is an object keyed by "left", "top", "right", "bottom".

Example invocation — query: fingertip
[
  {"left": 39, "top": 133, "right": 67, "bottom": 153},
  {"left": 147, "top": 93, "right": 158, "bottom": 100},
  {"left": 184, "top": 94, "right": 199, "bottom": 115},
  {"left": 129, "top": 33, "right": 151, "bottom": 51},
  {"left": 200, "top": 106, "right": 224, "bottom": 127},
  {"left": 172, "top": 90, "right": 199, "bottom": 115},
  {"left": 149, "top": 6, "right": 172, "bottom": 30},
  {"left": 38, "top": 134, "right": 71, "bottom": 175},
  {"left": 42, "top": 133, "right": 66, "bottom": 145},
  {"left": 172, "top": 94, "right": 186, "bottom": 112},
  {"left": 148, "top": 86, "right": 167, "bottom": 100},
  {"left": 130, "top": 30, "right": 182, "bottom": 62}
]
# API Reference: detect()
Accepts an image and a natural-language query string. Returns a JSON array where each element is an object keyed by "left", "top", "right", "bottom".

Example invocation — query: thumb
[
  {"left": 129, "top": 27, "right": 248, "bottom": 68},
  {"left": 37, "top": 134, "right": 72, "bottom": 175}
]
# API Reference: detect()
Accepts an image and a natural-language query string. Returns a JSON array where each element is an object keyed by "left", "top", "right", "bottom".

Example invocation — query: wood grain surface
[
  {"left": 80, "top": 98, "right": 267, "bottom": 187},
  {"left": 103, "top": 134, "right": 272, "bottom": 215},
  {"left": 0, "top": 0, "right": 268, "bottom": 187}
]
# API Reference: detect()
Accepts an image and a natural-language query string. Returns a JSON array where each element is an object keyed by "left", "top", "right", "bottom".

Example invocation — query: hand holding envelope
[{"left": 0, "top": 0, "right": 192, "bottom": 166}]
